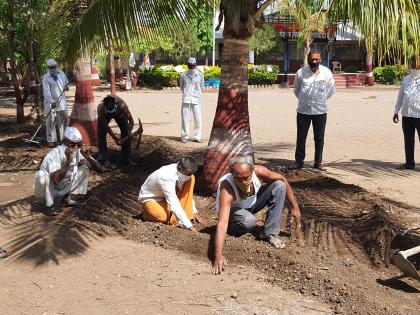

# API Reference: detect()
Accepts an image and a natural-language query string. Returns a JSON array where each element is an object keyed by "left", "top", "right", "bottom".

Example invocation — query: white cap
[
  {"left": 47, "top": 59, "right": 57, "bottom": 67},
  {"left": 187, "top": 57, "right": 196, "bottom": 65},
  {"left": 64, "top": 127, "right": 82, "bottom": 142}
]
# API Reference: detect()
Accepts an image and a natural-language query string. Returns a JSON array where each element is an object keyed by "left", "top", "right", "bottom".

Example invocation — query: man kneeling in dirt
[
  {"left": 138, "top": 156, "right": 205, "bottom": 231},
  {"left": 212, "top": 156, "right": 301, "bottom": 274},
  {"left": 34, "top": 127, "right": 104, "bottom": 216}
]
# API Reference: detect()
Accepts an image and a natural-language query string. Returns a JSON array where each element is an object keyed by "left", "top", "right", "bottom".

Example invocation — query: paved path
[{"left": 86, "top": 86, "right": 419, "bottom": 210}]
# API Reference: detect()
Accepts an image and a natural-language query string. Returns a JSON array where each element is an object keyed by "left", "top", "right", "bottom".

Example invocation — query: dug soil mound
[{"left": 1, "top": 130, "right": 419, "bottom": 314}]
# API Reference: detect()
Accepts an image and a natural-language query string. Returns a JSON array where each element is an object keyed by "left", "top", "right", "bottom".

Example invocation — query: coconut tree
[
  {"left": 47, "top": 0, "right": 275, "bottom": 191},
  {"left": 328, "top": 0, "right": 420, "bottom": 85}
]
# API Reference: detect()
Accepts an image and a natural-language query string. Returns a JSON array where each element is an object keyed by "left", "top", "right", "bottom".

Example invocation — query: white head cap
[
  {"left": 64, "top": 127, "right": 82, "bottom": 142},
  {"left": 47, "top": 59, "right": 57, "bottom": 67},
  {"left": 187, "top": 57, "right": 196, "bottom": 65}
]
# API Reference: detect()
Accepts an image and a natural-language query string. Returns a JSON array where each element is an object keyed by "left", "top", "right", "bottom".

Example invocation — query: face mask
[
  {"left": 177, "top": 171, "right": 191, "bottom": 183},
  {"left": 49, "top": 68, "right": 59, "bottom": 79},
  {"left": 309, "top": 61, "right": 320, "bottom": 69},
  {"left": 233, "top": 174, "right": 253, "bottom": 199}
]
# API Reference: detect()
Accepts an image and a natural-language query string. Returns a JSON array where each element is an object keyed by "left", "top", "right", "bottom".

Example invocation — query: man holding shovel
[
  {"left": 42, "top": 59, "right": 69, "bottom": 148},
  {"left": 97, "top": 95, "right": 134, "bottom": 167}
]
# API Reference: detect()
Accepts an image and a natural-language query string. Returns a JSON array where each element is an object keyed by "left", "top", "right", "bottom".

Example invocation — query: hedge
[
  {"left": 373, "top": 65, "right": 407, "bottom": 84},
  {"left": 138, "top": 64, "right": 279, "bottom": 88},
  {"left": 248, "top": 64, "right": 279, "bottom": 85}
]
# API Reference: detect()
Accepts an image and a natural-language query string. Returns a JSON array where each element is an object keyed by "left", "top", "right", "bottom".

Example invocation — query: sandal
[{"left": 260, "top": 233, "right": 286, "bottom": 249}]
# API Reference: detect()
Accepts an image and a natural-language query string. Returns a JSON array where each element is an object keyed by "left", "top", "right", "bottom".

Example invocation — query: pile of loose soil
[{"left": 0, "top": 124, "right": 419, "bottom": 314}]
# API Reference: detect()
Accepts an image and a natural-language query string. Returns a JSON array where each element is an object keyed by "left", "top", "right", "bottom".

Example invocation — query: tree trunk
[
  {"left": 6, "top": 32, "right": 27, "bottom": 124},
  {"left": 365, "top": 49, "right": 375, "bottom": 86},
  {"left": 69, "top": 57, "right": 97, "bottom": 145},
  {"left": 108, "top": 39, "right": 116, "bottom": 94},
  {"left": 202, "top": 37, "right": 253, "bottom": 193}
]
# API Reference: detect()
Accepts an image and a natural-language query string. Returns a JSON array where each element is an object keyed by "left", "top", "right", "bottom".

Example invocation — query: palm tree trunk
[
  {"left": 365, "top": 50, "right": 375, "bottom": 86},
  {"left": 202, "top": 37, "right": 253, "bottom": 192},
  {"left": 108, "top": 39, "right": 116, "bottom": 94},
  {"left": 69, "top": 57, "right": 97, "bottom": 145}
]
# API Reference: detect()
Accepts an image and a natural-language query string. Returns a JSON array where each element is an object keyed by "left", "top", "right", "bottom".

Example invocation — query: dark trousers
[
  {"left": 295, "top": 113, "right": 327, "bottom": 166},
  {"left": 402, "top": 116, "right": 420, "bottom": 167},
  {"left": 97, "top": 115, "right": 130, "bottom": 164},
  {"left": 228, "top": 180, "right": 287, "bottom": 236}
]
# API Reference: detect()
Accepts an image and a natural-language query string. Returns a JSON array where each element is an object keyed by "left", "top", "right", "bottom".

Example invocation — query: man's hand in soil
[
  {"left": 291, "top": 205, "right": 301, "bottom": 222},
  {"left": 189, "top": 226, "right": 198, "bottom": 232},
  {"left": 194, "top": 213, "right": 207, "bottom": 225},
  {"left": 393, "top": 113, "right": 399, "bottom": 123},
  {"left": 212, "top": 255, "right": 227, "bottom": 275}
]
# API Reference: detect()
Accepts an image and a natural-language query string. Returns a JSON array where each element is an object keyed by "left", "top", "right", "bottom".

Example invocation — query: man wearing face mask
[
  {"left": 34, "top": 127, "right": 104, "bottom": 216},
  {"left": 393, "top": 57, "right": 420, "bottom": 169},
  {"left": 179, "top": 57, "right": 204, "bottom": 143},
  {"left": 212, "top": 156, "right": 301, "bottom": 275},
  {"left": 97, "top": 95, "right": 135, "bottom": 167},
  {"left": 42, "top": 59, "right": 69, "bottom": 148},
  {"left": 138, "top": 156, "right": 206, "bottom": 231},
  {"left": 293, "top": 51, "right": 336, "bottom": 170}
]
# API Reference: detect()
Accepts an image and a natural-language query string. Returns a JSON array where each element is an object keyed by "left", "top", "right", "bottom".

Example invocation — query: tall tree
[
  {"left": 0, "top": 0, "right": 49, "bottom": 123},
  {"left": 329, "top": 0, "right": 420, "bottom": 85}
]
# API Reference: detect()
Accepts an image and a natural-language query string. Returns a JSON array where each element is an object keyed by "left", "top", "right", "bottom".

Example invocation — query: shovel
[
  {"left": 120, "top": 117, "right": 144, "bottom": 149},
  {"left": 392, "top": 245, "right": 420, "bottom": 281}
]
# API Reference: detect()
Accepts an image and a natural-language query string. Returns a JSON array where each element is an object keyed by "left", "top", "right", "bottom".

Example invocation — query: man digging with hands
[
  {"left": 34, "top": 127, "right": 104, "bottom": 216},
  {"left": 212, "top": 156, "right": 301, "bottom": 275}
]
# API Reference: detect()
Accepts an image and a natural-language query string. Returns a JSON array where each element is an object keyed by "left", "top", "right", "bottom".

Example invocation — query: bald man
[{"left": 212, "top": 156, "right": 301, "bottom": 274}]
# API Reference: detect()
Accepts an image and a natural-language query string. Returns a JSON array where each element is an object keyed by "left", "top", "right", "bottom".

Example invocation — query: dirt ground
[{"left": 1, "top": 86, "right": 420, "bottom": 314}]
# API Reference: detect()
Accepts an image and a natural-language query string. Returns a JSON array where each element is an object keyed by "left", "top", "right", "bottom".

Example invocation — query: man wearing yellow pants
[{"left": 138, "top": 157, "right": 205, "bottom": 231}]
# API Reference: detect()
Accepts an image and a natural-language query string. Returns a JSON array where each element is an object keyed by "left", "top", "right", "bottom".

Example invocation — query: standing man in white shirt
[
  {"left": 393, "top": 57, "right": 420, "bottom": 169},
  {"left": 42, "top": 59, "right": 69, "bottom": 148},
  {"left": 179, "top": 57, "right": 204, "bottom": 143},
  {"left": 138, "top": 156, "right": 206, "bottom": 231},
  {"left": 293, "top": 51, "right": 336, "bottom": 170},
  {"left": 34, "top": 127, "right": 104, "bottom": 216}
]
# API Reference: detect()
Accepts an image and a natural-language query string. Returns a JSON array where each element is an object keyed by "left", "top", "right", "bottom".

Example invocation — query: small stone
[
  {"left": 231, "top": 292, "right": 238, "bottom": 299},
  {"left": 306, "top": 273, "right": 314, "bottom": 280},
  {"left": 312, "top": 291, "right": 318, "bottom": 296}
]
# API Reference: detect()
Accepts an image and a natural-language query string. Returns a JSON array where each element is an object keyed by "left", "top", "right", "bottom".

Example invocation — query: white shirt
[
  {"left": 39, "top": 145, "right": 85, "bottom": 191},
  {"left": 180, "top": 70, "right": 204, "bottom": 105},
  {"left": 215, "top": 172, "right": 262, "bottom": 213},
  {"left": 394, "top": 74, "right": 420, "bottom": 118},
  {"left": 42, "top": 69, "right": 69, "bottom": 112},
  {"left": 294, "top": 65, "right": 336, "bottom": 115},
  {"left": 138, "top": 164, "right": 197, "bottom": 229}
]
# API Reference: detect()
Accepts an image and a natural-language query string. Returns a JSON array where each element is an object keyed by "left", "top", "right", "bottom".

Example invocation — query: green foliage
[
  {"left": 203, "top": 66, "right": 221, "bottom": 80},
  {"left": 343, "top": 65, "right": 358, "bottom": 73},
  {"left": 247, "top": 64, "right": 279, "bottom": 85},
  {"left": 138, "top": 65, "right": 182, "bottom": 87},
  {"left": 95, "top": 51, "right": 108, "bottom": 79},
  {"left": 194, "top": 4, "right": 213, "bottom": 57},
  {"left": 373, "top": 65, "right": 407, "bottom": 84},
  {"left": 167, "top": 28, "right": 200, "bottom": 63},
  {"left": 249, "top": 24, "right": 278, "bottom": 55}
]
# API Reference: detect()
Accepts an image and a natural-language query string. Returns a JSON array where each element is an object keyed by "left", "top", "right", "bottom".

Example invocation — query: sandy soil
[{"left": 1, "top": 236, "right": 332, "bottom": 315}]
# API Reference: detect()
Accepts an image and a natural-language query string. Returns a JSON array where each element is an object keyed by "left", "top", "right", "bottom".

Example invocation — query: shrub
[
  {"left": 248, "top": 64, "right": 279, "bottom": 85},
  {"left": 344, "top": 65, "right": 358, "bottom": 73},
  {"left": 373, "top": 65, "right": 407, "bottom": 84},
  {"left": 203, "top": 66, "right": 221, "bottom": 80},
  {"left": 138, "top": 65, "right": 181, "bottom": 87}
]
